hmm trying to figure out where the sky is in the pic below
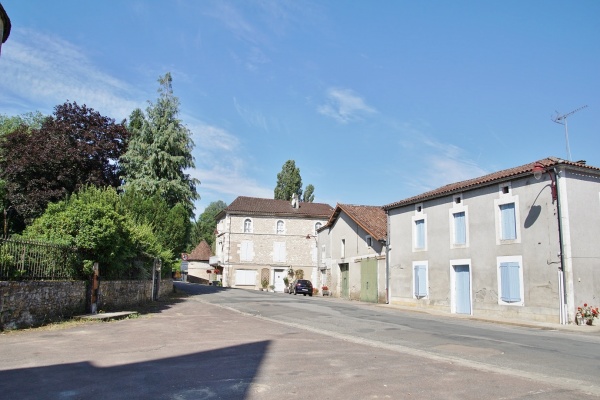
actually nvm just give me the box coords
[1,1,599,216]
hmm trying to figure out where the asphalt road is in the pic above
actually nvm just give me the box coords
[0,282,598,400]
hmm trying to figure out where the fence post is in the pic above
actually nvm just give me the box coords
[90,262,99,314]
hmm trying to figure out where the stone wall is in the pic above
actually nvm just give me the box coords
[0,281,87,331]
[0,279,173,331]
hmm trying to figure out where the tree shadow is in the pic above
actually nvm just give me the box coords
[0,341,270,400]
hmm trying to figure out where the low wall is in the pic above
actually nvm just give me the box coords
[0,279,173,331]
[0,281,87,331]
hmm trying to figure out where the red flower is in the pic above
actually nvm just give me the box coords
[584,303,588,307]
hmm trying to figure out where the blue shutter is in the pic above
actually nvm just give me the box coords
[414,265,427,297]
[500,262,521,302]
[500,203,516,240]
[415,219,425,249]
[454,212,466,245]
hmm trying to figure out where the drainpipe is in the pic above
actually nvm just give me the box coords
[384,209,391,304]
[553,167,571,324]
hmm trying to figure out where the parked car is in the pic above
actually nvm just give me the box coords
[290,279,313,296]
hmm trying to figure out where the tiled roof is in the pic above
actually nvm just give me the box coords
[218,196,334,219]
[322,204,387,242]
[384,157,599,210]
[188,240,212,261]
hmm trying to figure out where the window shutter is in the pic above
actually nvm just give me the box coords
[500,262,521,302]
[415,219,425,249]
[414,265,427,297]
[454,212,466,244]
[500,203,517,240]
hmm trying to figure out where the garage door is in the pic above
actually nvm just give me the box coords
[360,258,378,303]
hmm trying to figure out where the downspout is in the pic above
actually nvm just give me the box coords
[385,209,391,304]
[553,167,571,324]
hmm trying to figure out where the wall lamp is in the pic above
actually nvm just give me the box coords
[532,162,557,202]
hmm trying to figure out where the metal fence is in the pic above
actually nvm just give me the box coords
[0,238,83,281]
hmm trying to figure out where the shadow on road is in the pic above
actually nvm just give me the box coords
[0,341,271,399]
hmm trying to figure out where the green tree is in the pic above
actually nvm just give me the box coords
[0,102,129,226]
[274,160,303,201]
[189,200,227,250]
[302,184,315,203]
[21,186,172,279]
[120,189,191,257]
[120,72,199,217]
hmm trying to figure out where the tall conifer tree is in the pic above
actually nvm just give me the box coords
[121,73,199,217]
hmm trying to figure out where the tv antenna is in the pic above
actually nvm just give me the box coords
[552,105,587,161]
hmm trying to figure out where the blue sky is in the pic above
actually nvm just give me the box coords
[1,1,599,215]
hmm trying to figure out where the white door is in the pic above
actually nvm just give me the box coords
[273,269,285,292]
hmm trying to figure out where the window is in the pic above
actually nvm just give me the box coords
[366,235,372,248]
[497,256,523,306]
[315,222,322,235]
[321,245,326,264]
[414,219,426,250]
[243,218,252,233]
[495,187,520,244]
[235,269,257,286]
[341,239,345,258]
[499,203,516,240]
[453,211,466,245]
[276,220,285,234]
[240,241,253,261]
[413,262,428,298]
[273,242,286,262]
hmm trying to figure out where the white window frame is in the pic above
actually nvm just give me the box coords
[412,215,427,252]
[341,239,346,259]
[413,261,429,299]
[240,240,254,261]
[494,191,521,245]
[243,218,253,233]
[449,195,469,249]
[276,220,285,234]
[497,255,524,306]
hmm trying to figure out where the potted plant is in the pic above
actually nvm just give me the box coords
[576,303,599,325]
[322,285,330,296]
[283,277,289,293]
[261,277,268,291]
[269,284,275,292]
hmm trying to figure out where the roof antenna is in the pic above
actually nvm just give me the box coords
[552,105,587,161]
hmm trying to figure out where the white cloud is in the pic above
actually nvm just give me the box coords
[318,87,376,123]
[0,29,141,119]
[186,119,272,212]
[233,97,269,132]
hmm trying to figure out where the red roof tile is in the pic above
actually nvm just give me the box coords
[322,204,387,242]
[218,196,334,219]
[384,157,599,210]
[188,240,212,261]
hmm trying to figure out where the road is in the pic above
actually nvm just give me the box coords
[176,283,600,396]
[0,282,598,399]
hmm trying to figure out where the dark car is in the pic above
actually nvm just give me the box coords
[290,279,313,296]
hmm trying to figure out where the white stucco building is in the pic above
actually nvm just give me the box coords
[384,157,600,324]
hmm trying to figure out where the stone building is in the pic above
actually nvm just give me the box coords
[214,196,333,292]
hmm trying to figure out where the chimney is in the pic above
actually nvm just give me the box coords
[291,193,299,209]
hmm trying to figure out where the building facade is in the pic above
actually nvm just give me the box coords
[214,196,333,292]
[317,204,387,302]
[384,157,600,324]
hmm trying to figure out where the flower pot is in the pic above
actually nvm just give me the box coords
[586,319,593,326]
